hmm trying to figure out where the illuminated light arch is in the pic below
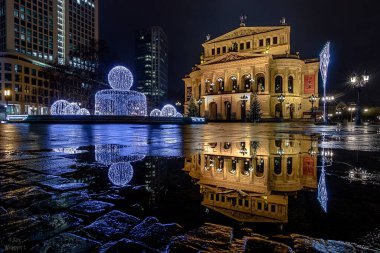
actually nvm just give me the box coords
[63,103,81,115]
[175,112,183,117]
[108,162,133,187]
[161,104,177,117]
[150,109,162,117]
[76,108,91,115]
[50,100,71,115]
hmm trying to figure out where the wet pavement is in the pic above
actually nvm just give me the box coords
[0,122,379,252]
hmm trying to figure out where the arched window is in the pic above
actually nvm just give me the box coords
[257,76,265,92]
[231,76,237,91]
[287,157,293,175]
[217,77,224,92]
[288,76,294,93]
[255,158,264,177]
[274,157,282,175]
[275,76,283,93]
[230,159,237,174]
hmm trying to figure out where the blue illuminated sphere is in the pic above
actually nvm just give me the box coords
[50,100,70,115]
[161,104,177,117]
[108,66,133,91]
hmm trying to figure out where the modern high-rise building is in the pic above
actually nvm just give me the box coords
[0,0,98,115]
[135,26,168,111]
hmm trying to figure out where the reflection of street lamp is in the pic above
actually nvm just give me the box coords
[350,73,369,125]
[277,94,285,119]
[197,98,203,117]
[348,107,356,122]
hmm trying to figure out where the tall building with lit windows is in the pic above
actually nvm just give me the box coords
[183,19,320,121]
[135,26,168,111]
[0,0,98,115]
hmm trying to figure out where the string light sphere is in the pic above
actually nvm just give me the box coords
[108,162,133,187]
[175,112,183,117]
[50,100,71,115]
[108,66,134,90]
[63,103,81,115]
[161,104,177,117]
[76,108,91,115]
[150,109,162,117]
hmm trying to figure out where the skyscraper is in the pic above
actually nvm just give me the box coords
[0,0,98,115]
[135,26,168,111]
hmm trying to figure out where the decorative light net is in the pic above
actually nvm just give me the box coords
[50,100,71,115]
[108,66,134,90]
[95,66,147,116]
[95,144,146,166]
[108,162,133,187]
[150,109,162,117]
[76,108,91,115]
[161,104,177,117]
[63,103,81,115]
[95,90,147,116]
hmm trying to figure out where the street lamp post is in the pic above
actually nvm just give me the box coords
[4,89,11,118]
[350,74,369,125]
[175,101,182,113]
[277,94,285,119]
[309,94,317,121]
[240,94,248,121]
[197,98,203,117]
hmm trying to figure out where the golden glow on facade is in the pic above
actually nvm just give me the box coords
[184,25,320,120]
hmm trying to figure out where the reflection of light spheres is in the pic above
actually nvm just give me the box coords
[95,144,147,187]
[95,66,147,116]
[95,144,145,166]
[108,162,133,187]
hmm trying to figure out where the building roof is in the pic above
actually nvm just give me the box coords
[203,26,289,45]
[201,52,268,66]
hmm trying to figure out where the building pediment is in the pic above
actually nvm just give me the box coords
[203,26,288,45]
[201,52,267,66]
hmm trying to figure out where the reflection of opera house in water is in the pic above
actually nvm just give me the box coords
[184,135,318,223]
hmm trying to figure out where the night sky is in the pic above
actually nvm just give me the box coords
[100,0,380,105]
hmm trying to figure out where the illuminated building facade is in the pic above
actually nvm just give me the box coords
[135,26,168,111]
[183,22,320,120]
[184,135,318,223]
[0,0,98,114]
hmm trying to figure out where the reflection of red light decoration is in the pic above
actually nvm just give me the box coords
[303,157,314,176]
[304,75,315,94]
